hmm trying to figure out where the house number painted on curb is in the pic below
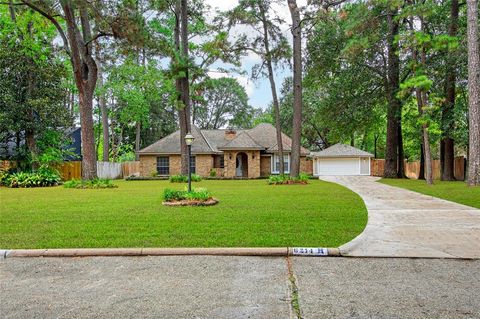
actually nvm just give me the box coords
[292,248,329,256]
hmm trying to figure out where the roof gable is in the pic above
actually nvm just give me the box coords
[139,125,215,154]
[218,131,264,150]
[311,144,373,158]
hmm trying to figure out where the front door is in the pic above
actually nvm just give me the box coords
[235,152,248,177]
[236,156,243,177]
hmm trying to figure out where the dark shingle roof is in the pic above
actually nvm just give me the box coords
[139,125,215,154]
[311,144,373,158]
[218,131,263,150]
[139,123,311,155]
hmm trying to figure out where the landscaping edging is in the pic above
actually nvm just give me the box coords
[1,247,340,258]
[162,198,219,206]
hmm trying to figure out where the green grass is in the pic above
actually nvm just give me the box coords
[379,179,480,209]
[0,180,367,249]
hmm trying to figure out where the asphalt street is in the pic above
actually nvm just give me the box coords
[1,256,479,319]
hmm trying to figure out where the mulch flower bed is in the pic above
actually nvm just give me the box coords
[162,198,219,207]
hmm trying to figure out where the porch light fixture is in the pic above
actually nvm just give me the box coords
[184,133,195,192]
[185,133,195,146]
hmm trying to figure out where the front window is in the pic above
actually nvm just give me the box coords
[213,155,224,168]
[271,154,290,174]
[157,156,169,175]
[190,156,196,174]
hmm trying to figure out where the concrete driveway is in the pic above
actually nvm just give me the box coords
[320,176,480,258]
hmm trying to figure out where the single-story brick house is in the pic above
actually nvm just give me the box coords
[138,123,313,178]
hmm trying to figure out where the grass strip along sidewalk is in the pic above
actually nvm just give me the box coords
[380,179,480,209]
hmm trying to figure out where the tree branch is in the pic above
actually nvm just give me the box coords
[19,0,71,56]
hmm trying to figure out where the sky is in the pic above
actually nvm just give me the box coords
[203,0,308,110]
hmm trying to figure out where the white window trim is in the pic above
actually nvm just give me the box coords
[271,154,291,174]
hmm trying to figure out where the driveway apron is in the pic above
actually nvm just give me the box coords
[320,176,480,258]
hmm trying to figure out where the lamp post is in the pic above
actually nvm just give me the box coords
[185,133,195,192]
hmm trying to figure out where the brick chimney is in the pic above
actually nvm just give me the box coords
[225,129,236,140]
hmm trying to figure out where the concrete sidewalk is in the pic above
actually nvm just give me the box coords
[321,176,480,258]
[2,256,479,318]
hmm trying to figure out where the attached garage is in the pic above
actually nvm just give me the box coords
[311,144,373,176]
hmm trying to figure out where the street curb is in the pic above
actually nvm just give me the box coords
[1,247,341,258]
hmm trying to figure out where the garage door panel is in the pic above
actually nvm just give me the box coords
[318,158,359,175]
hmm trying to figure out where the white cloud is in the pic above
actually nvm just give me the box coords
[206,70,228,79]
[204,0,238,12]
[234,75,255,97]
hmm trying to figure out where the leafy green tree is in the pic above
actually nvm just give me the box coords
[0,5,70,166]
[2,0,147,179]
[193,77,257,129]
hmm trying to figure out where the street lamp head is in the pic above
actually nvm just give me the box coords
[185,132,195,146]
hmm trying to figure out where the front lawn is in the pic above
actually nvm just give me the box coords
[379,179,480,209]
[0,180,367,249]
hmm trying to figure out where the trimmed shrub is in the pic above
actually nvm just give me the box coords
[163,188,186,201]
[268,174,310,185]
[169,175,188,183]
[191,174,202,182]
[209,169,217,177]
[163,187,212,202]
[63,178,118,189]
[1,170,60,188]
[169,174,202,183]
[298,173,310,182]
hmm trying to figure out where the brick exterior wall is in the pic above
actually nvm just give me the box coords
[139,152,309,178]
[247,150,261,178]
[195,154,213,176]
[260,155,271,177]
[260,155,312,176]
[139,154,181,176]
[223,150,261,178]
[300,156,313,175]
[139,155,156,176]
[169,155,181,175]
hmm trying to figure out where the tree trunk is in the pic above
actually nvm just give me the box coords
[135,122,141,161]
[441,0,459,181]
[466,0,480,186]
[413,41,433,185]
[95,44,109,162]
[384,8,402,178]
[288,0,302,178]
[397,121,406,178]
[419,143,425,180]
[61,2,98,179]
[176,0,191,175]
[261,5,284,175]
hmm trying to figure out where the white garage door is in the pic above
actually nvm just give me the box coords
[317,158,360,175]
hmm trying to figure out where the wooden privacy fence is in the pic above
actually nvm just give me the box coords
[370,159,385,177]
[1,160,140,180]
[0,160,17,170]
[122,161,141,177]
[56,161,82,180]
[371,157,465,180]
[56,161,141,180]
[97,161,123,179]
